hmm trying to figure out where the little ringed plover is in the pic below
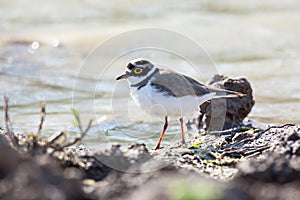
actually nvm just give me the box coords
[116,58,244,150]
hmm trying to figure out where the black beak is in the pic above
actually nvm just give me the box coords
[116,73,128,80]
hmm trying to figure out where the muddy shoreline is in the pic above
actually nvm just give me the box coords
[0,123,299,200]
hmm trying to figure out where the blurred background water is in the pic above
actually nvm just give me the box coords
[0,0,299,149]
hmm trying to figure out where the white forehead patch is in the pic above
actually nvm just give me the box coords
[129,58,152,67]
[130,58,147,64]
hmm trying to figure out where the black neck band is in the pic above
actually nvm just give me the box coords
[131,68,159,88]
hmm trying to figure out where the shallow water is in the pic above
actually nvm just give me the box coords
[0,0,300,149]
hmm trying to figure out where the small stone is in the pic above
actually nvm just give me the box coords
[83,179,96,186]
[286,131,300,142]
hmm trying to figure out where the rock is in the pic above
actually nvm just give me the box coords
[223,124,300,200]
[0,135,88,200]
[224,155,300,200]
[286,130,300,142]
[80,155,111,181]
[0,134,19,180]
[237,156,300,184]
[199,75,255,131]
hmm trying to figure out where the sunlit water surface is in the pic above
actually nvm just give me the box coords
[0,0,299,149]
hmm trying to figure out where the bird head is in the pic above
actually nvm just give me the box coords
[116,58,156,85]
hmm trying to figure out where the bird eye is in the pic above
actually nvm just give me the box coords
[134,68,143,74]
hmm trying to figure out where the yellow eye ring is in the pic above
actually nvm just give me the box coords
[134,68,143,74]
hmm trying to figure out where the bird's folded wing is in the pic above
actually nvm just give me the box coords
[151,70,209,97]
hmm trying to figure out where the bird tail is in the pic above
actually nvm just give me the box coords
[209,88,246,99]
[195,88,246,106]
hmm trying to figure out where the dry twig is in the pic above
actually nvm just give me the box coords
[63,119,93,148]
[36,102,46,137]
[49,108,93,152]
[3,95,18,148]
[45,131,65,148]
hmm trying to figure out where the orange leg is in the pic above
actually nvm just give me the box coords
[179,117,185,144]
[154,116,168,150]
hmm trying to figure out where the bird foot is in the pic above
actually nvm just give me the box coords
[153,145,164,150]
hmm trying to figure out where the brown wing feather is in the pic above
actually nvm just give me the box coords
[151,69,209,97]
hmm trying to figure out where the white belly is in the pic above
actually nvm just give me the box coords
[130,84,215,118]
